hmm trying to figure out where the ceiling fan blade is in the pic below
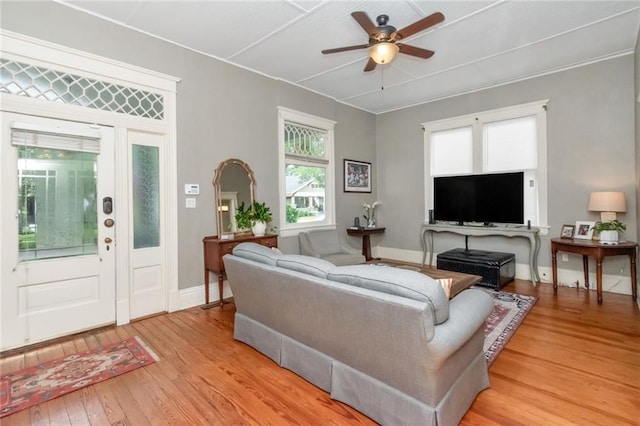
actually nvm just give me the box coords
[393,12,444,40]
[322,44,371,54]
[351,11,377,35]
[398,43,435,59]
[364,57,377,72]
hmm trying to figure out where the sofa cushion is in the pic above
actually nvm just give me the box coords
[277,255,336,278]
[328,264,449,324]
[321,253,366,267]
[232,242,282,266]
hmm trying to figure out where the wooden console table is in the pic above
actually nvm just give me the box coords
[347,227,385,261]
[551,238,637,305]
[203,234,278,307]
[421,223,541,283]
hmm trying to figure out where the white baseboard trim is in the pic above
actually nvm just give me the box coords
[376,246,633,296]
[177,281,233,311]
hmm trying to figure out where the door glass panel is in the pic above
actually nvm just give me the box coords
[132,144,160,249]
[18,147,98,261]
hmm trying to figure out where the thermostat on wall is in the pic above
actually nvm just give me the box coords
[184,184,199,195]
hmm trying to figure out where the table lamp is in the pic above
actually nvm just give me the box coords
[588,191,626,222]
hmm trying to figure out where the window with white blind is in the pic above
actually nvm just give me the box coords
[423,100,548,230]
[278,107,335,236]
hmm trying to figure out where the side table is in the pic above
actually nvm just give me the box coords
[203,234,278,307]
[346,227,385,261]
[550,238,637,305]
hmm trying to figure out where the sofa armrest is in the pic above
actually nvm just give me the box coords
[426,289,493,367]
[338,234,360,255]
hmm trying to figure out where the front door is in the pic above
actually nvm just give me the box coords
[1,112,116,350]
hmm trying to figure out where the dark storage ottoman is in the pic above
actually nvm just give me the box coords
[437,248,515,289]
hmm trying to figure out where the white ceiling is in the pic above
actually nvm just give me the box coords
[59,0,640,114]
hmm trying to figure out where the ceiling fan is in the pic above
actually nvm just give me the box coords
[322,11,444,72]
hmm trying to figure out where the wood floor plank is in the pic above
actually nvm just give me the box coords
[2,277,638,425]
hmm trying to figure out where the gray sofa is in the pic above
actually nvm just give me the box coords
[223,242,494,426]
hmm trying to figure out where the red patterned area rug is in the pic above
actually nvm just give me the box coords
[480,288,537,367]
[0,336,158,418]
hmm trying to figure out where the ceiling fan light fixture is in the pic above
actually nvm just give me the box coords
[369,42,399,64]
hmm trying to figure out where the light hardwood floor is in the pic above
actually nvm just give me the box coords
[1,276,639,425]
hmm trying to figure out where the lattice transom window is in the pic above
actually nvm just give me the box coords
[284,122,326,160]
[0,58,164,120]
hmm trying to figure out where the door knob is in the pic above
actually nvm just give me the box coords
[104,237,113,244]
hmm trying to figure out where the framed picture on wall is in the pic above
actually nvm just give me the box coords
[344,159,371,193]
[574,221,595,240]
[560,224,575,239]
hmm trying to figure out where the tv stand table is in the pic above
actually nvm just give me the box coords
[421,222,541,284]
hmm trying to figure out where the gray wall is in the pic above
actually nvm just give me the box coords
[0,1,376,290]
[376,56,637,281]
[635,30,640,298]
[1,1,637,291]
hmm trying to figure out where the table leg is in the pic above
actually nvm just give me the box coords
[204,267,210,305]
[595,258,603,305]
[533,233,542,282]
[429,232,434,267]
[582,255,590,289]
[218,273,225,307]
[528,234,540,284]
[362,234,373,261]
[421,229,428,267]
[630,252,637,300]
[551,248,558,294]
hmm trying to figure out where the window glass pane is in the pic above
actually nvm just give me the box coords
[431,127,472,175]
[285,164,326,224]
[484,116,537,171]
[284,122,325,159]
[132,145,160,249]
[0,58,164,120]
[18,147,97,261]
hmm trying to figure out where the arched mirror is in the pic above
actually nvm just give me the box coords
[213,158,256,236]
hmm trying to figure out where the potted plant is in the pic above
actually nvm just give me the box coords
[234,202,253,234]
[249,201,272,237]
[591,220,626,244]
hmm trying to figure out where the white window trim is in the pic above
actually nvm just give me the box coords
[277,106,336,237]
[422,100,549,234]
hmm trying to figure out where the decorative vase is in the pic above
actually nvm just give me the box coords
[251,221,267,237]
[599,230,618,245]
[368,218,376,228]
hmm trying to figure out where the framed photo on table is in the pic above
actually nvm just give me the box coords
[574,221,595,240]
[344,159,371,193]
[560,224,575,239]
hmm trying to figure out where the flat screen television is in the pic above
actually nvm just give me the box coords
[433,172,524,225]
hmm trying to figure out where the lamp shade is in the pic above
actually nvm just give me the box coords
[369,42,399,64]
[588,192,626,212]
[588,191,626,222]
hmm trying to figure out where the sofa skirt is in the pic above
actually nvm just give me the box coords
[331,361,436,426]
[233,312,489,426]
